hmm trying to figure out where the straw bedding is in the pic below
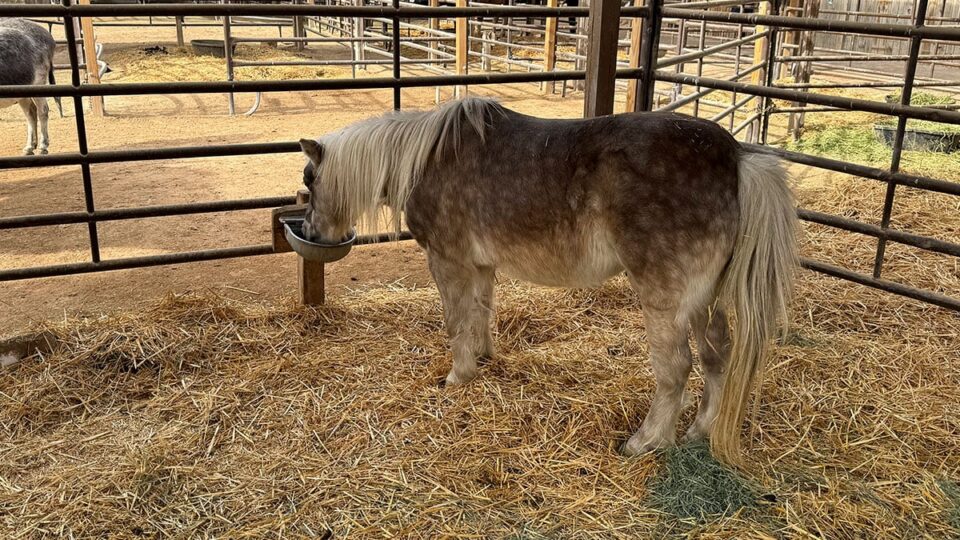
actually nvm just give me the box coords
[2,175,959,538]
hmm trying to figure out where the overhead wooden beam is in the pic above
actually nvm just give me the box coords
[583,0,621,117]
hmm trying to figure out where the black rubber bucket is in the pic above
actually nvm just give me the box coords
[874,124,960,153]
[190,39,237,58]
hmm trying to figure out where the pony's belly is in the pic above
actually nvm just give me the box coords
[482,230,625,288]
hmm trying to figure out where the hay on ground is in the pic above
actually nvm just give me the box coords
[1,166,959,537]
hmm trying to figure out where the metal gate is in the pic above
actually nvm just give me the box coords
[0,0,958,311]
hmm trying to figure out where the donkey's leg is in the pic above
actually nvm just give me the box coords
[428,255,483,385]
[476,266,496,360]
[18,99,38,155]
[623,300,694,455]
[34,98,50,155]
[684,307,731,442]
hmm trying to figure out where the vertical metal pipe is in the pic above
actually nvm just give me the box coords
[636,0,663,112]
[61,0,100,263]
[392,0,401,110]
[872,0,930,278]
[692,19,706,117]
[760,0,780,145]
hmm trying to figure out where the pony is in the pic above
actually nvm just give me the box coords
[298,97,798,462]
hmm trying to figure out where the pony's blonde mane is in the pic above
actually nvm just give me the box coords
[316,97,503,235]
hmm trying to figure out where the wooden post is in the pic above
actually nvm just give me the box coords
[748,0,771,143]
[455,0,469,97]
[77,0,104,116]
[543,0,559,94]
[790,0,818,140]
[175,16,185,48]
[624,0,645,111]
[583,0,621,117]
[430,0,439,31]
[296,189,325,306]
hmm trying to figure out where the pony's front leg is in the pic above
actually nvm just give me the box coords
[623,303,694,455]
[429,255,484,385]
[18,100,37,155]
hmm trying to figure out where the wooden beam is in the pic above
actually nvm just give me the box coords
[543,0,559,94]
[77,0,103,116]
[296,189,325,306]
[430,0,439,31]
[624,0,645,111]
[455,0,468,97]
[583,0,621,117]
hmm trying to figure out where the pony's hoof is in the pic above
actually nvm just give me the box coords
[681,425,708,444]
[39,148,48,155]
[444,369,476,386]
[22,148,34,156]
[621,432,673,456]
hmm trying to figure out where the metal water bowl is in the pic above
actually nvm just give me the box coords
[190,39,236,58]
[281,217,356,263]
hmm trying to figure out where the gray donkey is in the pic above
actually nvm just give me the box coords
[1,18,62,155]
[298,98,798,463]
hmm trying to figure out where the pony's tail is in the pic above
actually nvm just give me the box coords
[48,65,63,118]
[711,151,798,465]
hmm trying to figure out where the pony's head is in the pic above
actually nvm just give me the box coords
[298,138,354,244]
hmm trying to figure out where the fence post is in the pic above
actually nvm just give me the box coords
[583,0,621,117]
[455,0,468,97]
[297,189,325,305]
[624,0,644,111]
[223,15,235,116]
[77,0,103,116]
[632,0,662,112]
[543,0,558,94]
[747,0,771,143]
[176,16,185,48]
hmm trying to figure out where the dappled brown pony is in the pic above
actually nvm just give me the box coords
[298,98,797,462]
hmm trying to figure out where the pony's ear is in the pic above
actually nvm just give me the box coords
[299,138,324,165]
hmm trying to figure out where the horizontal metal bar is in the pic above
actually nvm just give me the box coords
[0,244,276,282]
[655,62,765,112]
[0,4,599,18]
[645,71,960,124]
[776,80,960,89]
[798,208,960,258]
[233,58,449,67]
[657,29,766,69]
[802,258,960,311]
[0,232,416,282]
[745,144,960,197]
[0,142,300,170]
[0,69,587,100]
[0,196,298,230]
[660,7,960,40]
[779,53,960,62]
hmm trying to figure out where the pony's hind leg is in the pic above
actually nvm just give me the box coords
[428,254,489,385]
[684,307,731,442]
[34,98,50,155]
[476,266,496,360]
[623,296,695,455]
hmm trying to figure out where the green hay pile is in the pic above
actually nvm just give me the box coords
[647,442,758,520]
